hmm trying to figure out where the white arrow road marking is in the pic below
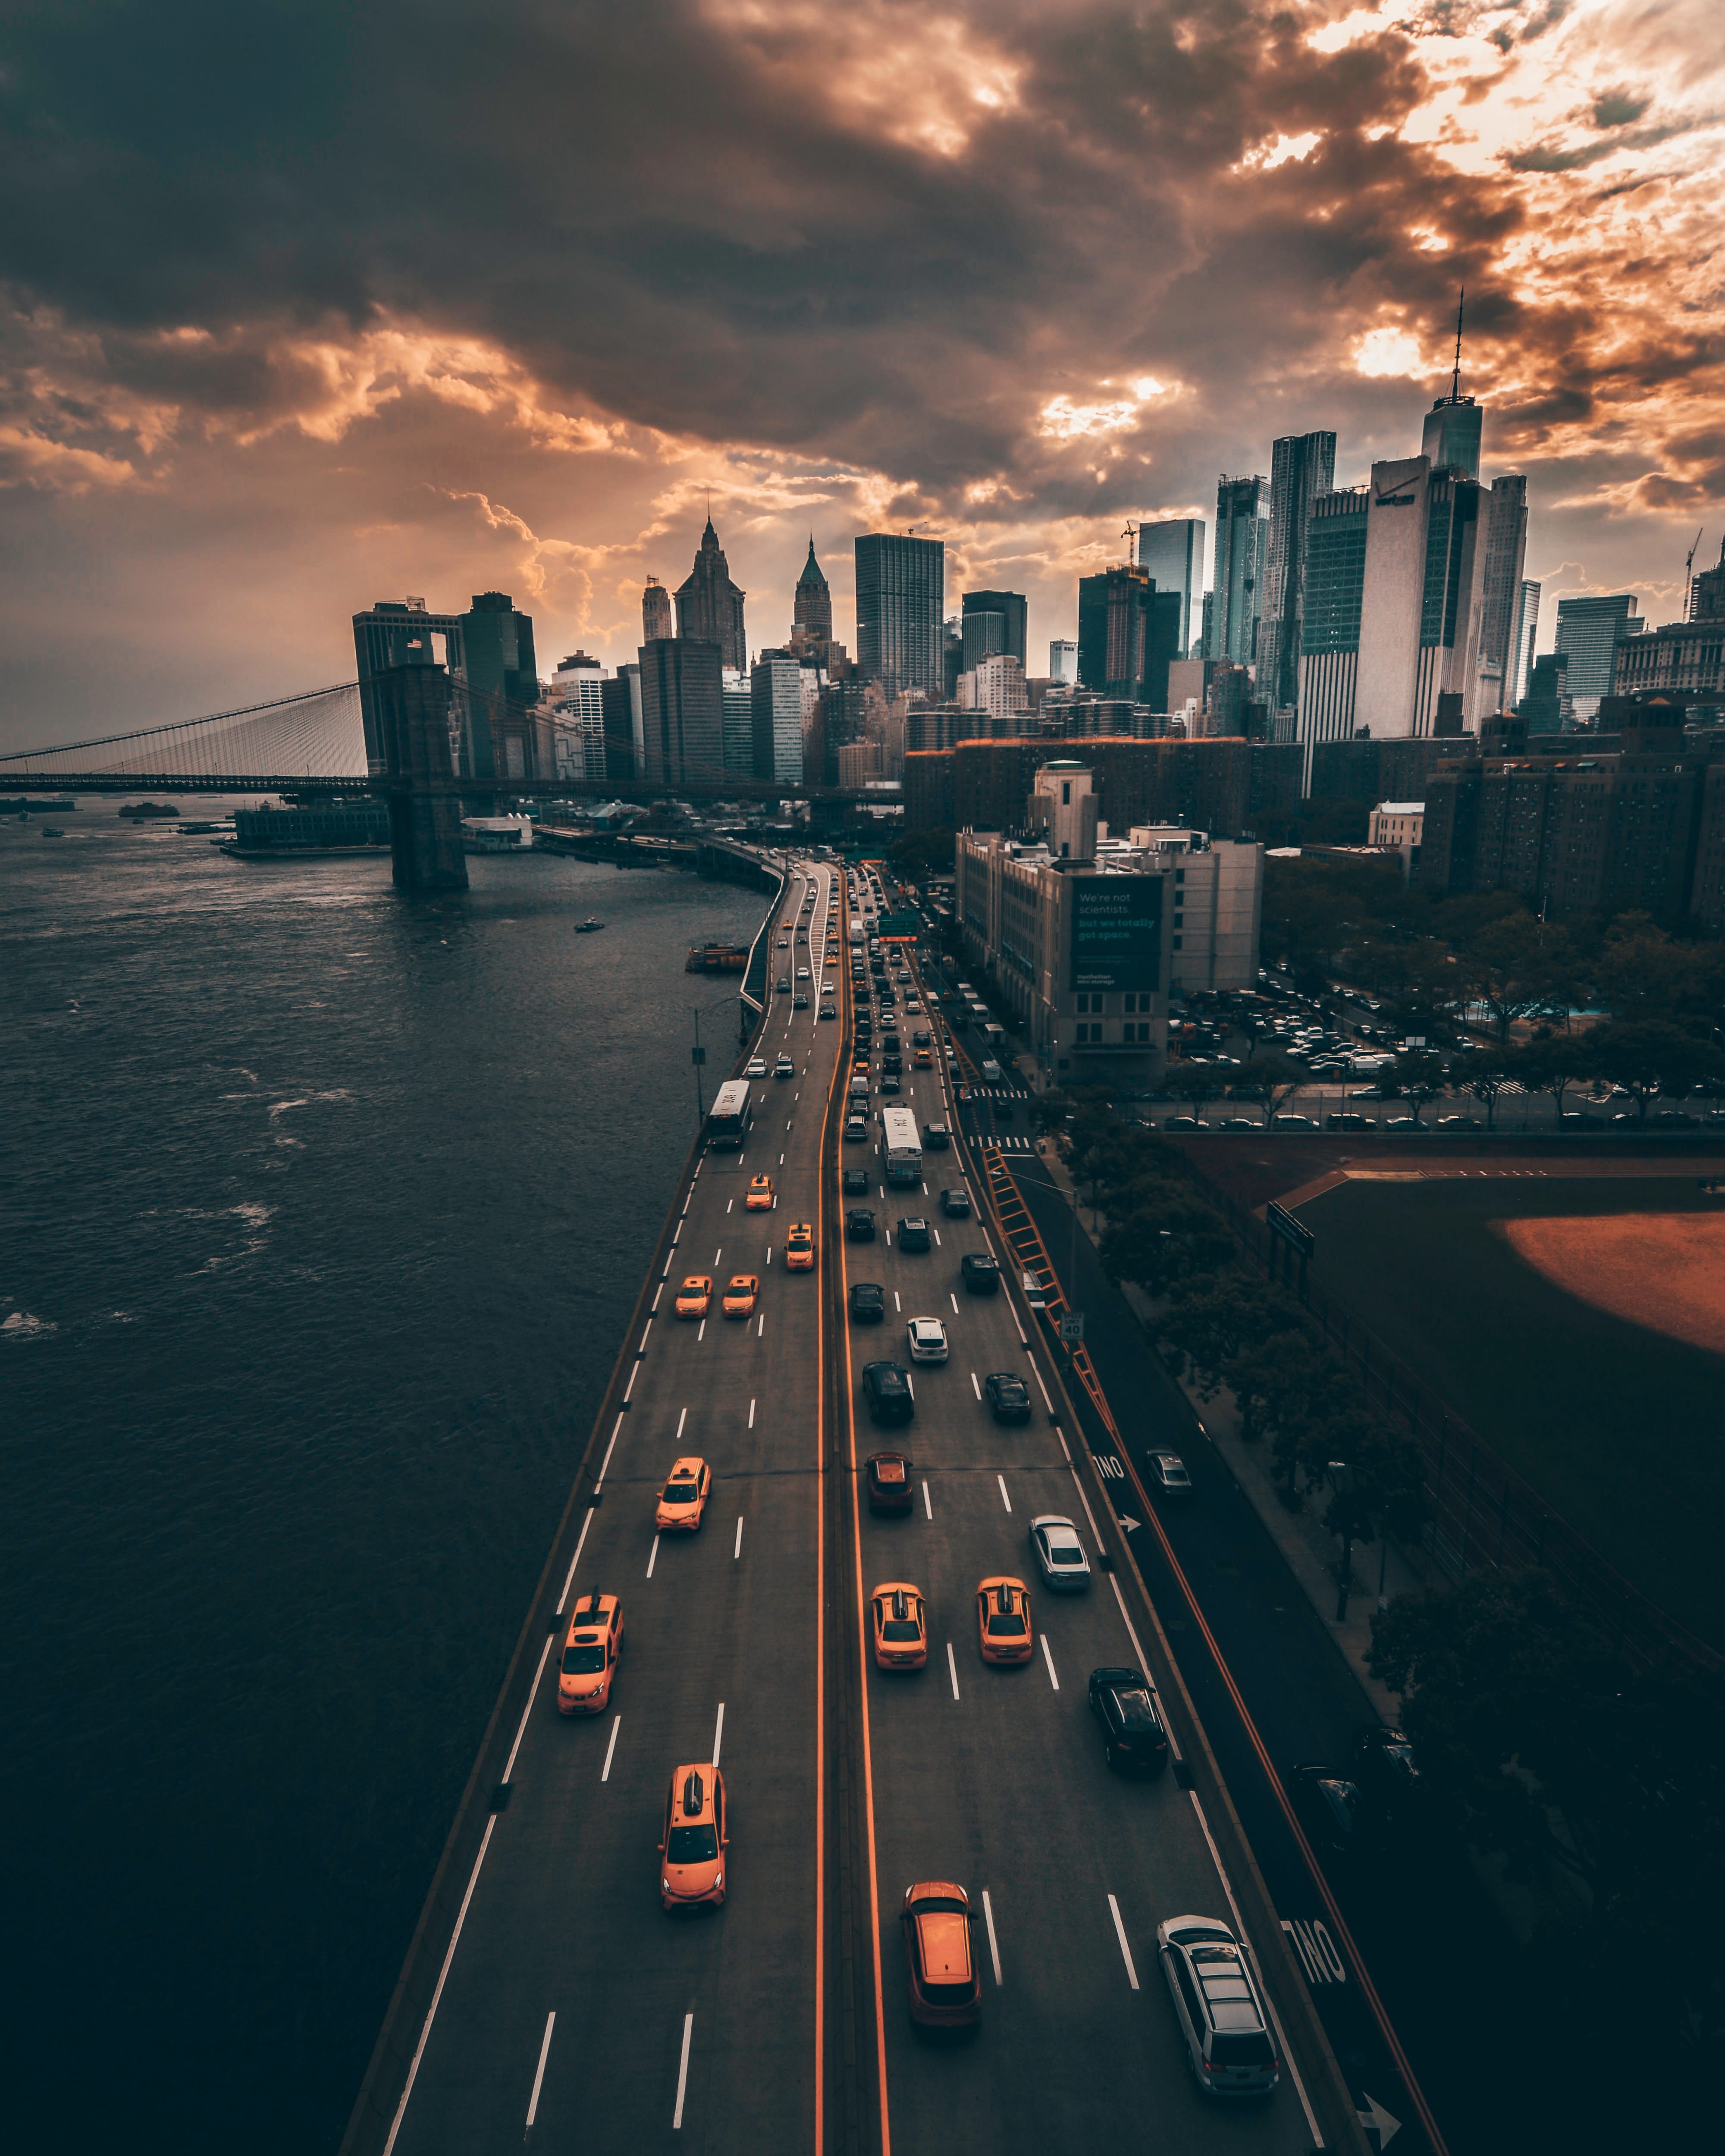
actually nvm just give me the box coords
[1117,1514,1141,1532]
[1357,2093,1402,2147]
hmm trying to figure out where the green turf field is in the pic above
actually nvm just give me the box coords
[1298,1175,1725,1651]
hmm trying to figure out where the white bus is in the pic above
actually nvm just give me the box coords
[848,919,865,945]
[707,1078,753,1148]
[881,1105,922,1186]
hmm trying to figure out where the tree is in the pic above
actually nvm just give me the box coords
[1304,1413,1431,1619]
[1466,1063,1510,1128]
[1513,1030,1597,1122]
[1157,1063,1224,1115]
[1156,1273,1296,1398]
[1588,1019,1715,1117]
[1101,1188,1233,1294]
[888,827,954,880]
[1386,1050,1447,1125]
[1465,912,1573,1048]
[1236,1047,1307,1125]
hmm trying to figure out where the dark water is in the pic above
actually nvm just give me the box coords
[0,808,768,2153]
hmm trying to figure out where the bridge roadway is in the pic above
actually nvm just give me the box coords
[379,862,841,2154]
[839,943,1319,2156]
[358,868,1344,2156]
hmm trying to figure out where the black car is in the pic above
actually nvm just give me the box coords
[846,1207,876,1241]
[881,1053,902,1074]
[880,1074,901,1095]
[850,1281,886,1323]
[922,1122,950,1150]
[1289,1765,1364,1858]
[912,1030,932,1047]
[862,1360,915,1426]
[1088,1668,1169,1776]
[983,1371,1032,1423]
[940,1188,971,1217]
[842,1166,870,1195]
[1351,1725,1422,1817]
[960,1252,1000,1294]
[897,1217,931,1252]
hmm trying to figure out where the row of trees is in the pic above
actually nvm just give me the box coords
[1050,1087,1725,2083]
[1051,1098,1428,1611]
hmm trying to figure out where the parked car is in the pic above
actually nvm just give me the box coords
[1288,1765,1364,1860]
[1145,1451,1193,1499]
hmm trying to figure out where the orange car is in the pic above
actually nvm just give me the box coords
[745,1174,775,1212]
[557,1590,624,1715]
[871,1583,928,1670]
[914,1048,932,1069]
[784,1222,815,1272]
[977,1576,1034,1664]
[660,1763,728,1910]
[721,1273,759,1318]
[674,1275,712,1319]
[656,1456,712,1532]
[901,1882,981,2025]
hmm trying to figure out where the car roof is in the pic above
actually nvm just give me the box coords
[668,1762,719,1820]
[667,1454,706,1477]
[1030,1514,1077,1536]
[568,1590,618,1623]
[680,1275,711,1288]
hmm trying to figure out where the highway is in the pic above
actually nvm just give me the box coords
[350,862,1350,2156]
[376,862,842,2155]
[839,937,1320,2154]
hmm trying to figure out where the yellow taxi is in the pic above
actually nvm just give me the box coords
[871,1583,928,1670]
[674,1275,712,1319]
[656,1456,712,1532]
[901,1881,981,2025]
[659,1763,728,1910]
[721,1273,759,1319]
[914,1048,932,1069]
[976,1576,1034,1664]
[784,1222,815,1272]
[745,1173,775,1212]
[556,1590,623,1715]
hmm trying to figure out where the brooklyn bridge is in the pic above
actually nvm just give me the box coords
[1,666,831,890]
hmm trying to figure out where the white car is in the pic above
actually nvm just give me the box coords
[1029,1514,1091,1591]
[775,1056,795,1079]
[745,1058,768,1078]
[906,1316,949,1364]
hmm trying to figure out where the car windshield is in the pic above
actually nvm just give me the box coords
[986,1614,1027,1636]
[882,1619,922,1641]
[995,1380,1026,1399]
[1118,1689,1159,1728]
[666,1824,718,1864]
[663,1482,696,1504]
[561,1644,606,1674]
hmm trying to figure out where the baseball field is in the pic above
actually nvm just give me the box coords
[1295,1172,1725,1651]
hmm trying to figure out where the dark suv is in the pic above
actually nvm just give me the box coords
[960,1252,1000,1294]
[1088,1667,1169,1776]
[846,1208,876,1241]
[862,1360,915,1426]
[897,1217,931,1252]
[940,1188,971,1217]
[849,1281,886,1323]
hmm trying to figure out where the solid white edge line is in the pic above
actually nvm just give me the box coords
[1067,1465,1103,1541]
[502,1631,556,1780]
[646,1535,659,1579]
[922,1480,932,1520]
[946,1642,960,1699]
[672,2012,694,2130]
[997,1473,1012,1513]
[380,1812,499,2156]
[624,1362,638,1402]
[602,1714,621,1782]
[1029,1360,1054,1413]
[734,1515,743,1560]
[1041,1633,1060,1690]
[1107,1895,1140,1990]
[525,2009,556,2126]
[597,1414,624,1486]
[557,1510,594,1612]
[1187,1791,1325,2148]
[981,1888,1003,1985]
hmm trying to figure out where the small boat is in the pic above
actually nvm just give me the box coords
[575,917,606,934]
[41,825,65,837]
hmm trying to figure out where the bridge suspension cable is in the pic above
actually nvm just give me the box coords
[0,682,369,781]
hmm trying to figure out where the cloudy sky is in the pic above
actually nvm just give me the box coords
[3,0,1722,749]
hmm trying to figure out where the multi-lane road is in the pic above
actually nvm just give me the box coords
[345,862,1358,2156]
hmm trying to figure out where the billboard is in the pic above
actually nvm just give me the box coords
[1069,874,1162,993]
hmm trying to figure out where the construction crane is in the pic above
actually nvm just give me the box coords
[1686,528,1705,620]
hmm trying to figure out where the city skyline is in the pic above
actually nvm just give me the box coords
[3,0,1722,747]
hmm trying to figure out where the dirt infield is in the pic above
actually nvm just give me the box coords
[1500,1212,1725,1359]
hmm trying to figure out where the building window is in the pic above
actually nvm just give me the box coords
[1175,868,1185,884]
[1172,935,1182,950]
[1173,912,1183,928]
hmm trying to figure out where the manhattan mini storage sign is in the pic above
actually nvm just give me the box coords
[1070,874,1162,992]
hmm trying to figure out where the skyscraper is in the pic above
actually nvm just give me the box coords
[1353,456,1490,737]
[638,636,725,788]
[1512,580,1540,707]
[1048,639,1078,685]
[1295,486,1369,776]
[961,589,1028,667]
[961,608,1007,673]
[1478,476,1529,714]
[1421,292,1482,479]
[1077,564,1180,708]
[1258,433,1336,713]
[1555,594,1642,716]
[1135,519,1204,658]
[855,534,944,696]
[793,538,832,641]
[675,517,748,672]
[352,592,540,782]
[642,575,674,644]
[1209,476,1270,667]
[750,648,806,784]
